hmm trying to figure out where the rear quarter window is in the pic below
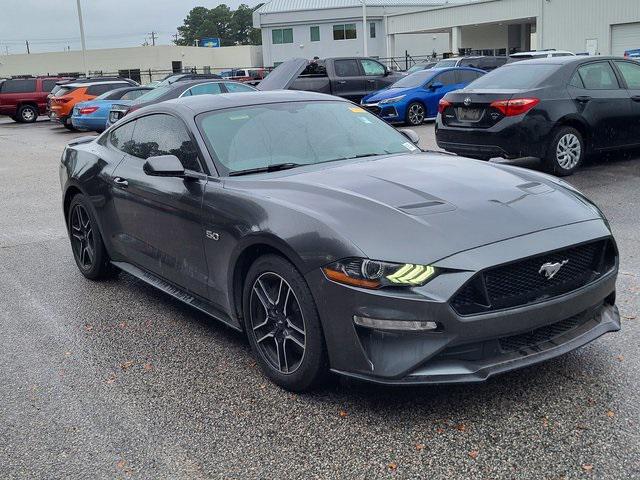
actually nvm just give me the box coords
[1,79,37,93]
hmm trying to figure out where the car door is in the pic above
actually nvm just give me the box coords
[110,113,210,297]
[360,58,389,93]
[424,70,461,118]
[332,59,366,101]
[568,61,631,149]
[613,60,640,146]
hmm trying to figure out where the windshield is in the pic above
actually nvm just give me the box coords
[198,101,420,175]
[435,59,458,68]
[465,64,557,89]
[132,86,171,104]
[391,70,434,89]
[55,86,76,97]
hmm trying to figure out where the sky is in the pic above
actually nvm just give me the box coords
[0,0,262,54]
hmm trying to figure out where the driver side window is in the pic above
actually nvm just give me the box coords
[127,114,202,172]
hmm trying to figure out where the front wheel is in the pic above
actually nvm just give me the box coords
[544,127,584,176]
[17,105,38,123]
[405,102,425,126]
[243,255,328,391]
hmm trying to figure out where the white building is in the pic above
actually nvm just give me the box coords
[255,0,640,67]
[253,0,467,67]
[0,45,263,82]
[382,0,640,58]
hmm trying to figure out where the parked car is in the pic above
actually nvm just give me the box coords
[157,73,221,86]
[60,90,620,391]
[406,61,438,74]
[434,56,508,71]
[508,50,575,63]
[361,67,485,126]
[221,68,268,85]
[50,79,136,130]
[106,79,256,127]
[0,77,67,123]
[71,86,153,132]
[624,48,640,59]
[258,57,404,102]
[47,76,137,114]
[436,56,640,175]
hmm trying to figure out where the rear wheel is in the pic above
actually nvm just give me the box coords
[243,254,328,391]
[67,194,115,280]
[17,104,38,123]
[405,102,425,126]
[63,117,76,131]
[544,126,584,176]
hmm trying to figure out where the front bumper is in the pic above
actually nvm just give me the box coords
[307,220,619,384]
[361,102,402,123]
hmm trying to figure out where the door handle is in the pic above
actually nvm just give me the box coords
[337,80,347,84]
[367,79,375,83]
[113,177,128,187]
[576,95,592,103]
[631,95,640,103]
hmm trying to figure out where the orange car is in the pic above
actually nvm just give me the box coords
[49,79,134,130]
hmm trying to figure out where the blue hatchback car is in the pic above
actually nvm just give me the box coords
[361,67,486,126]
[71,86,152,132]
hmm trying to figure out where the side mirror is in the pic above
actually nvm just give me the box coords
[143,155,185,177]
[384,68,391,77]
[429,82,444,91]
[398,128,420,146]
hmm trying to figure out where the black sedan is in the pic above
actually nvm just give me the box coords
[436,56,640,175]
[106,79,256,127]
[60,90,620,391]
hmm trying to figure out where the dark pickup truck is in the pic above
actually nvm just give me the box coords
[258,57,404,102]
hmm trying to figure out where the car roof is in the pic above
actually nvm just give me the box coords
[62,80,134,88]
[510,55,623,65]
[138,90,344,117]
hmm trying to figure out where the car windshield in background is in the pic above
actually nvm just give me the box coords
[54,86,75,97]
[435,59,457,68]
[132,86,171,104]
[198,101,420,175]
[466,64,557,89]
[391,70,434,88]
[93,91,114,101]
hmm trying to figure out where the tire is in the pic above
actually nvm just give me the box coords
[63,117,76,131]
[243,254,328,392]
[67,194,116,280]
[544,126,584,176]
[405,102,426,126]
[17,104,38,123]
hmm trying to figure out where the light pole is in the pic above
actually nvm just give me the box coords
[361,0,368,57]
[75,0,89,77]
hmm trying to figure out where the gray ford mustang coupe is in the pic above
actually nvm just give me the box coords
[59,90,620,391]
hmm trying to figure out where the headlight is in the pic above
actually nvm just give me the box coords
[379,95,405,105]
[323,258,437,289]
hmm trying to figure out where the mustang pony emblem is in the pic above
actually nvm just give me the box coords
[463,97,472,106]
[539,260,569,280]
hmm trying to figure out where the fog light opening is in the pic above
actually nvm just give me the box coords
[353,315,439,332]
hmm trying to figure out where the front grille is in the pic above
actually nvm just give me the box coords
[451,239,616,315]
[362,104,381,115]
[498,315,583,352]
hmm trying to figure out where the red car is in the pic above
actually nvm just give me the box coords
[0,77,67,123]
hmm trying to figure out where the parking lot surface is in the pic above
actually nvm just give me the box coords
[1,117,639,479]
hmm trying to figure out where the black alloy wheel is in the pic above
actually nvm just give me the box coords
[67,194,115,280]
[244,255,328,391]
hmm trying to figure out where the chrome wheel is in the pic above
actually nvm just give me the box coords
[70,204,95,270]
[407,103,425,125]
[21,107,36,122]
[556,133,581,170]
[249,272,306,374]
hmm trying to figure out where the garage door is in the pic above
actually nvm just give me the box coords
[611,22,640,56]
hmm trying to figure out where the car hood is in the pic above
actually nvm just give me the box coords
[227,153,603,264]
[362,87,412,103]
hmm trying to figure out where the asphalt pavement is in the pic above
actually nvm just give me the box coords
[0,117,638,479]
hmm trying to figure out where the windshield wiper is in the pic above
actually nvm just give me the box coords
[228,163,304,177]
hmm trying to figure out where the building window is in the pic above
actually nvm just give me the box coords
[370,22,376,38]
[310,26,320,42]
[333,24,357,41]
[272,28,293,45]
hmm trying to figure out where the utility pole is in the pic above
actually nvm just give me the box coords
[25,40,30,54]
[75,0,89,77]
[148,31,157,46]
[360,1,367,57]
[172,33,179,44]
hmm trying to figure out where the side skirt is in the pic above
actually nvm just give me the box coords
[112,261,242,332]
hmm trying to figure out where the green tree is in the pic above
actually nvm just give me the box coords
[176,3,262,47]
